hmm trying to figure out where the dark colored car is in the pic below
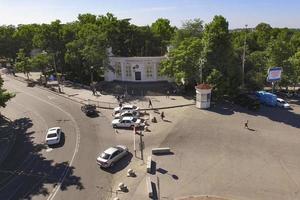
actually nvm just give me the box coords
[234,93,260,110]
[81,104,97,116]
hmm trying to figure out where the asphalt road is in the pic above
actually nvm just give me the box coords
[0,75,118,200]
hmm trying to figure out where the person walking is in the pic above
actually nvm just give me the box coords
[91,86,96,96]
[166,90,170,98]
[148,99,153,108]
[161,111,165,121]
[244,120,249,129]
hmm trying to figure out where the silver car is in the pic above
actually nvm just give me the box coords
[112,116,142,129]
[96,145,128,168]
[114,110,140,119]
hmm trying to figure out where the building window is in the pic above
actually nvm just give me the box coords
[156,64,161,77]
[146,63,153,78]
[125,63,131,77]
[115,62,121,78]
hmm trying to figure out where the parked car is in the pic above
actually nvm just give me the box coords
[114,104,139,113]
[112,116,142,128]
[114,110,140,119]
[234,93,260,110]
[81,104,97,116]
[276,98,290,108]
[45,127,61,145]
[256,91,277,106]
[96,145,128,168]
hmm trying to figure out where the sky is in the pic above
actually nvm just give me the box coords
[0,0,299,29]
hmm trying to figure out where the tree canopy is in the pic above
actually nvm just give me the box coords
[0,13,299,96]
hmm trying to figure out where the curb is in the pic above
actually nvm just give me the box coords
[10,75,195,110]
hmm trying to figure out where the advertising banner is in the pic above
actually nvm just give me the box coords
[267,67,282,82]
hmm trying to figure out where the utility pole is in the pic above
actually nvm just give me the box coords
[52,51,61,93]
[139,131,144,162]
[133,126,136,157]
[241,24,248,89]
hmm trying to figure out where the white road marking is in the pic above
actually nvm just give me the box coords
[7,80,81,200]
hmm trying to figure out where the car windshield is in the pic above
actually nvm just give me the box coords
[100,153,110,159]
[47,133,57,138]
[132,118,137,122]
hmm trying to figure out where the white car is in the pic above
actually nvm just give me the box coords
[114,104,140,113]
[46,127,61,145]
[96,145,128,168]
[276,98,290,108]
[112,116,142,128]
[114,110,140,119]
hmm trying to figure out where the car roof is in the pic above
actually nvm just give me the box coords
[122,116,134,121]
[123,105,134,108]
[104,147,118,155]
[47,127,60,133]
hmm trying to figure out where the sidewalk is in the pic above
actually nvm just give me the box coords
[14,72,195,110]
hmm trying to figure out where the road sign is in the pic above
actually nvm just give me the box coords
[267,67,282,82]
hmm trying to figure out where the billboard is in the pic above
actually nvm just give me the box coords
[267,67,282,82]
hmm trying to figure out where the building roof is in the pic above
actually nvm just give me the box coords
[195,84,212,90]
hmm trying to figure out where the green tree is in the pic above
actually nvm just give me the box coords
[288,51,300,90]
[151,18,175,54]
[160,38,203,85]
[30,53,51,76]
[0,25,17,59]
[0,75,15,108]
[202,15,240,95]
[13,24,39,55]
[15,49,32,79]
[171,19,204,48]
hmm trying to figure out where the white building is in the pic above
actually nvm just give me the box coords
[104,56,170,82]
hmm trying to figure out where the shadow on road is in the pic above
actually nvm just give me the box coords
[101,152,133,174]
[0,117,84,199]
[208,101,300,129]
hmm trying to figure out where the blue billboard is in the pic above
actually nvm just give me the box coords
[267,67,282,82]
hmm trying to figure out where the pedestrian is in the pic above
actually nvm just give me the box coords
[119,102,122,108]
[117,95,120,102]
[91,86,96,96]
[244,120,249,129]
[148,99,153,108]
[166,90,170,98]
[161,111,165,121]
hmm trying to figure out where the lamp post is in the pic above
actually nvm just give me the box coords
[90,66,94,85]
[241,24,248,88]
[42,50,61,93]
[198,57,206,84]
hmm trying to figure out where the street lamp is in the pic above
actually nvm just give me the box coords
[42,50,61,93]
[90,66,94,85]
[241,24,248,88]
[198,57,206,84]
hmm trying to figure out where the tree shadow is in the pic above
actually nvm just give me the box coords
[208,102,300,129]
[0,117,84,200]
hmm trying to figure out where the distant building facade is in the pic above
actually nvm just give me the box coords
[104,56,170,82]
